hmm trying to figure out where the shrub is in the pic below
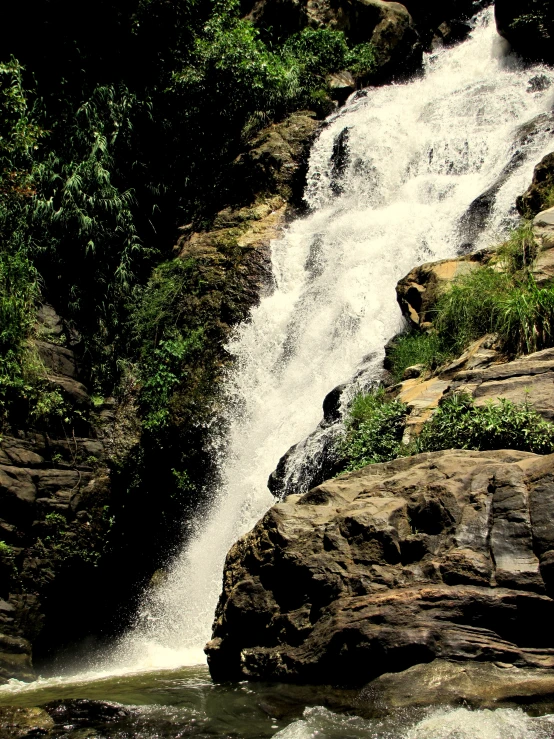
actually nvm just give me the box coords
[139,330,205,430]
[416,392,554,455]
[341,388,408,471]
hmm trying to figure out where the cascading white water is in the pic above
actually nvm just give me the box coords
[90,8,554,674]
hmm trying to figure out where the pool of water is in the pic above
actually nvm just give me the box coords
[2,666,554,738]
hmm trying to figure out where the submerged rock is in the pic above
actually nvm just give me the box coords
[360,660,554,714]
[207,449,554,684]
[0,706,54,738]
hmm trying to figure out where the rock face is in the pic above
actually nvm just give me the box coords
[517,152,554,219]
[0,305,116,682]
[495,0,554,63]
[176,112,320,305]
[206,449,554,684]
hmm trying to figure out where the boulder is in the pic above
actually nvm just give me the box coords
[206,449,554,684]
[230,111,320,206]
[35,341,77,379]
[495,0,554,63]
[395,249,491,327]
[395,345,554,437]
[532,207,554,284]
[0,466,37,524]
[360,660,554,714]
[327,70,356,103]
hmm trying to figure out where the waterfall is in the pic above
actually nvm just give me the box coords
[103,7,554,673]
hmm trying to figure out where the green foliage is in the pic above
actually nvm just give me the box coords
[417,392,554,455]
[429,222,554,357]
[283,28,350,77]
[387,332,452,383]
[435,266,554,356]
[0,60,42,421]
[495,221,537,273]
[341,388,408,471]
[345,43,377,78]
[45,512,66,527]
[129,258,199,356]
[433,267,511,353]
[0,540,13,556]
[140,331,204,430]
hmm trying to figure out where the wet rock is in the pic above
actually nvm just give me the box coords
[207,449,554,684]
[403,0,488,49]
[43,699,130,728]
[0,706,54,738]
[230,111,320,207]
[495,0,554,64]
[459,114,554,248]
[517,152,554,218]
[329,128,350,196]
[327,70,356,104]
[0,633,34,683]
[360,660,554,714]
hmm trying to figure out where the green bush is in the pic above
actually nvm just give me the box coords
[140,331,205,430]
[341,388,408,471]
[416,392,554,455]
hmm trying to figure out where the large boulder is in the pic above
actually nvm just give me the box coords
[495,0,554,63]
[206,449,554,684]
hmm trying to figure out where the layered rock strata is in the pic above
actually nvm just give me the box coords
[207,448,554,684]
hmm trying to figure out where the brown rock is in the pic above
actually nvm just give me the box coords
[517,153,554,218]
[531,207,554,285]
[360,659,554,714]
[34,341,77,379]
[0,633,34,684]
[207,450,554,684]
[495,1,554,64]
[0,707,54,737]
[396,250,491,327]
[0,467,37,524]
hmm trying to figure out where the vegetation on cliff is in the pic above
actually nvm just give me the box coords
[341,215,554,473]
